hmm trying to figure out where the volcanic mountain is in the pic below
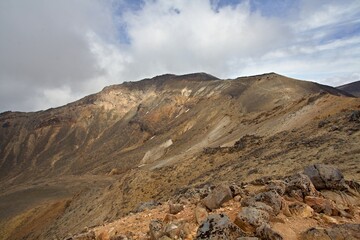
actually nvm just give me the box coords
[0,73,359,239]
[337,80,360,97]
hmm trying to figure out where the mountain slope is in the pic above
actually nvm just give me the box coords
[337,80,360,97]
[0,72,359,239]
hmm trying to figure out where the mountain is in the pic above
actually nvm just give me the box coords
[337,80,360,97]
[0,73,359,239]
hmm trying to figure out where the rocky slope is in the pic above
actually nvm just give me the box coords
[0,72,359,239]
[337,80,360,97]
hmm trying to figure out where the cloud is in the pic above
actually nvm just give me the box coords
[0,0,359,112]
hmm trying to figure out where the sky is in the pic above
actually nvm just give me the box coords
[0,0,359,112]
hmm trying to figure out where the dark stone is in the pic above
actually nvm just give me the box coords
[304,164,346,190]
[242,191,282,215]
[202,184,233,210]
[169,203,184,214]
[196,214,245,239]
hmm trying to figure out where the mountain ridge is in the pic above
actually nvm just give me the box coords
[0,72,359,239]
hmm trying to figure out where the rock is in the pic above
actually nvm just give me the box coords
[256,223,283,240]
[71,231,96,240]
[196,213,245,239]
[149,220,164,240]
[265,181,286,196]
[284,173,319,201]
[304,196,339,216]
[301,224,360,240]
[229,183,245,197]
[237,238,260,240]
[326,224,360,239]
[320,215,338,224]
[195,204,209,225]
[349,110,360,122]
[164,223,180,239]
[301,228,331,240]
[234,207,270,233]
[288,202,314,218]
[202,184,233,210]
[242,191,282,215]
[158,236,172,240]
[169,203,184,214]
[163,214,177,223]
[136,200,161,212]
[303,164,346,190]
[110,235,131,240]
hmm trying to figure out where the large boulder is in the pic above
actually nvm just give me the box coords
[196,213,245,239]
[234,207,270,233]
[284,173,319,201]
[241,190,282,215]
[303,164,346,190]
[202,184,233,210]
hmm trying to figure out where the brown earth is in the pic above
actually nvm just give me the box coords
[0,72,359,239]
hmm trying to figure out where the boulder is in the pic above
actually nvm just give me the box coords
[242,190,282,215]
[304,196,339,216]
[149,220,164,240]
[169,203,184,214]
[195,204,209,225]
[304,164,346,190]
[234,207,270,233]
[202,184,233,210]
[196,213,245,239]
[164,223,180,239]
[284,173,319,201]
[256,223,283,240]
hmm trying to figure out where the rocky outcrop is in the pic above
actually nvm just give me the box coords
[196,214,245,239]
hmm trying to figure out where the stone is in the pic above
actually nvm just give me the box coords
[237,238,260,240]
[256,223,283,240]
[234,207,270,233]
[196,213,245,239]
[265,180,286,196]
[301,228,331,240]
[149,220,164,240]
[326,224,360,239]
[136,201,161,212]
[284,173,319,201]
[195,204,209,225]
[163,214,177,223]
[71,231,96,240]
[169,203,184,214]
[242,191,282,215]
[301,224,360,240]
[164,223,180,239]
[304,196,339,216]
[303,164,346,190]
[320,215,338,224]
[288,202,314,218]
[110,235,130,240]
[202,184,233,210]
[349,110,360,122]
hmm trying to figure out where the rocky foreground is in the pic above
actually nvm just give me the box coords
[68,164,360,240]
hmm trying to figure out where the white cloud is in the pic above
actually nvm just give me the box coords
[0,0,359,112]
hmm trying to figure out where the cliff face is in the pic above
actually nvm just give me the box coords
[0,73,359,239]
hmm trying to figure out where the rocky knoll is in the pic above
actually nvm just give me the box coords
[67,164,360,239]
